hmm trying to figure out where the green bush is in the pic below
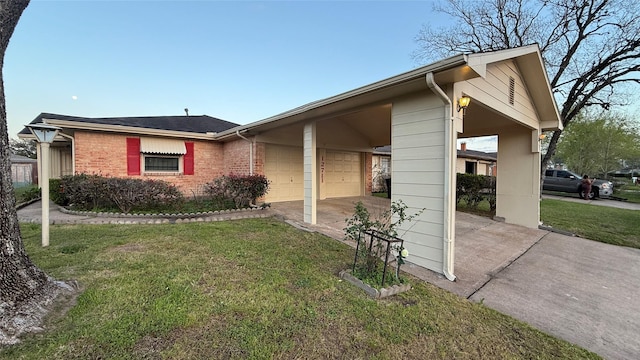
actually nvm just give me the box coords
[17,185,40,203]
[58,174,183,213]
[456,173,496,212]
[49,178,67,205]
[204,174,270,208]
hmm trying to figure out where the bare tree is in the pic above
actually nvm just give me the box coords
[1,0,73,345]
[413,0,640,169]
[9,138,36,158]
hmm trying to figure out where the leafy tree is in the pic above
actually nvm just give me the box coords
[1,0,73,345]
[555,112,640,177]
[9,138,36,158]
[413,0,640,171]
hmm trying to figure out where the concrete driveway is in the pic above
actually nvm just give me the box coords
[271,196,640,359]
[470,233,640,360]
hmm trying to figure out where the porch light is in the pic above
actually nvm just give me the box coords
[539,133,547,141]
[25,123,61,247]
[457,96,471,114]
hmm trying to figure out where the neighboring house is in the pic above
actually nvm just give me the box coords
[19,45,562,281]
[10,154,37,188]
[372,146,391,192]
[456,142,497,176]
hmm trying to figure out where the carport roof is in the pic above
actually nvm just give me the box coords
[215,44,562,140]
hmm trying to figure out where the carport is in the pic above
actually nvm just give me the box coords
[215,44,562,280]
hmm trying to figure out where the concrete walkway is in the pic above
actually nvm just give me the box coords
[542,193,640,210]
[18,197,640,359]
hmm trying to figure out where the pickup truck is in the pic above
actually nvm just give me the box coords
[543,169,613,199]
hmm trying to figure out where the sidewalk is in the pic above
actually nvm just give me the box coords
[542,193,640,210]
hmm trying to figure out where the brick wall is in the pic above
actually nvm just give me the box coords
[223,138,258,175]
[365,152,372,195]
[74,131,225,196]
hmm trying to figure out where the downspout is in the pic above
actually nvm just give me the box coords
[235,130,254,175]
[426,72,456,281]
[58,132,75,175]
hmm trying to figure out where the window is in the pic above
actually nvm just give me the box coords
[545,169,554,177]
[126,137,195,176]
[144,155,180,172]
[381,157,390,175]
[465,161,477,174]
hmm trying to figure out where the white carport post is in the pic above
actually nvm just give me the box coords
[303,122,317,224]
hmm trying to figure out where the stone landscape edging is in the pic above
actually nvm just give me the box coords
[339,270,411,299]
[58,205,266,219]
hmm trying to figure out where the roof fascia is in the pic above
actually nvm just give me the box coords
[214,54,468,140]
[43,119,217,140]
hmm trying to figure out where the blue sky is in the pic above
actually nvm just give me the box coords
[5,0,498,151]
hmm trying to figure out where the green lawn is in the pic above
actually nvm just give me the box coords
[541,199,640,249]
[1,219,597,359]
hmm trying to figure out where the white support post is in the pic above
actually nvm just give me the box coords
[303,122,317,224]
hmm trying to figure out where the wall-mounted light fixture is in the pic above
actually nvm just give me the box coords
[539,133,547,141]
[457,96,471,115]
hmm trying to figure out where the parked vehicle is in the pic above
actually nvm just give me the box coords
[543,169,613,199]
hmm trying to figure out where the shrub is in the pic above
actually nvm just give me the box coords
[57,174,183,213]
[344,200,423,287]
[456,173,496,212]
[204,174,270,208]
[49,178,67,205]
[59,173,111,210]
[18,185,40,203]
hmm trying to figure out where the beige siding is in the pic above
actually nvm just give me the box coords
[391,92,446,273]
[460,60,538,129]
[263,144,304,202]
[496,127,540,228]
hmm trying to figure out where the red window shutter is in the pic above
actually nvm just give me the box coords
[184,142,194,175]
[126,138,141,175]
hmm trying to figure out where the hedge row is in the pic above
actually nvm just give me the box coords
[456,173,496,211]
[52,174,184,213]
[51,173,270,213]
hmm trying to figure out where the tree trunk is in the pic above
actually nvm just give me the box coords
[1,0,75,345]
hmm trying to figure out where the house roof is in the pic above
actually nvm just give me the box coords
[10,154,37,163]
[373,145,391,155]
[19,113,239,138]
[457,149,497,162]
[214,44,562,140]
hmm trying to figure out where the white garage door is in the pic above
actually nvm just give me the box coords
[325,150,362,198]
[264,144,303,202]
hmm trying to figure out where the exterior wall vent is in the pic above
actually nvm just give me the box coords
[508,77,515,105]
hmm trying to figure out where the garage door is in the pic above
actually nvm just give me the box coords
[325,150,362,198]
[264,144,303,202]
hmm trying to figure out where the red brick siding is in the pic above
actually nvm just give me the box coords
[223,138,254,175]
[73,131,225,195]
[365,152,372,195]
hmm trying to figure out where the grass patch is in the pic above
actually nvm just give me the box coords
[1,219,598,359]
[615,189,640,203]
[371,192,388,198]
[456,198,494,217]
[541,199,640,249]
